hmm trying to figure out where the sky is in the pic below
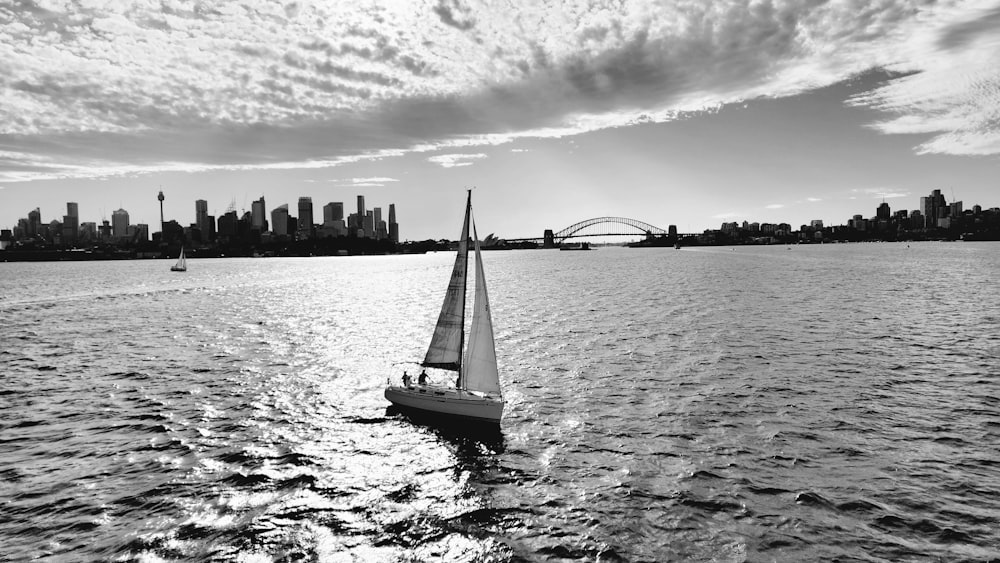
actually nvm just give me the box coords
[2,0,999,241]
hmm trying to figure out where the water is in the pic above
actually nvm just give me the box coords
[2,243,999,562]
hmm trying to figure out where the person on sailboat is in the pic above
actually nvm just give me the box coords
[402,372,412,387]
[418,370,427,385]
[455,374,461,389]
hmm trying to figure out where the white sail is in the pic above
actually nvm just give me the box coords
[171,247,187,271]
[422,193,470,370]
[461,216,501,395]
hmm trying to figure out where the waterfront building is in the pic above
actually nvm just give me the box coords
[112,208,129,241]
[298,197,314,239]
[63,202,79,244]
[324,202,344,222]
[126,224,147,243]
[920,189,947,228]
[271,204,289,237]
[373,207,384,240]
[99,220,112,241]
[79,222,97,243]
[217,211,238,241]
[357,195,365,230]
[364,211,375,239]
[196,200,210,239]
[320,202,347,237]
[251,196,268,233]
[48,220,61,243]
[810,219,824,229]
[28,208,41,238]
[877,202,890,219]
[388,204,399,243]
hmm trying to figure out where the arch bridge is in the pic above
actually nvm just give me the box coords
[546,217,672,245]
[502,217,680,245]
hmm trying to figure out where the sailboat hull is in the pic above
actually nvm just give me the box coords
[385,385,504,423]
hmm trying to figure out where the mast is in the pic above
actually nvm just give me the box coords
[422,191,471,370]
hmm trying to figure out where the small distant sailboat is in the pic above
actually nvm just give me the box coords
[170,247,187,272]
[385,191,505,424]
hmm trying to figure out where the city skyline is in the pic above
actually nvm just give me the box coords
[6,185,996,247]
[2,3,1000,239]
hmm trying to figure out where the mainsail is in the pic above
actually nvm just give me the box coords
[461,216,501,395]
[172,247,187,271]
[422,193,470,370]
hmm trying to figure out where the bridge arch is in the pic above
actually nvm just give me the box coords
[551,217,669,243]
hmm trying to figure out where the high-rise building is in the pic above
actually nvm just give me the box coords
[324,202,344,223]
[298,197,314,238]
[356,195,365,231]
[388,204,398,243]
[950,201,963,217]
[63,202,79,243]
[876,202,890,220]
[112,208,130,240]
[27,208,41,238]
[79,222,97,243]
[920,189,947,228]
[271,204,289,237]
[217,211,238,240]
[364,210,375,239]
[251,196,268,232]
[196,199,210,238]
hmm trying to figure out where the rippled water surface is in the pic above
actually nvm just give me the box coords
[2,243,999,562]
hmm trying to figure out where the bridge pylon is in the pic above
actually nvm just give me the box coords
[543,229,555,248]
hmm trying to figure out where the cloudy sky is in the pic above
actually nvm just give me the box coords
[2,0,999,240]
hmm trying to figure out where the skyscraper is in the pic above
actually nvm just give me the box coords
[251,196,268,232]
[388,204,398,243]
[63,202,79,243]
[364,210,374,239]
[196,199,210,238]
[298,197,314,238]
[112,208,130,240]
[271,204,289,237]
[373,207,386,240]
[920,189,947,228]
[356,195,365,231]
[27,208,41,238]
[324,202,344,222]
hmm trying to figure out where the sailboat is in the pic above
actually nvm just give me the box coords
[170,246,187,272]
[385,191,505,423]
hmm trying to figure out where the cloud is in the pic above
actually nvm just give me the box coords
[428,153,487,168]
[847,4,1000,155]
[1,1,999,182]
[806,197,822,202]
[765,204,784,209]
[851,187,911,199]
[329,176,400,187]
